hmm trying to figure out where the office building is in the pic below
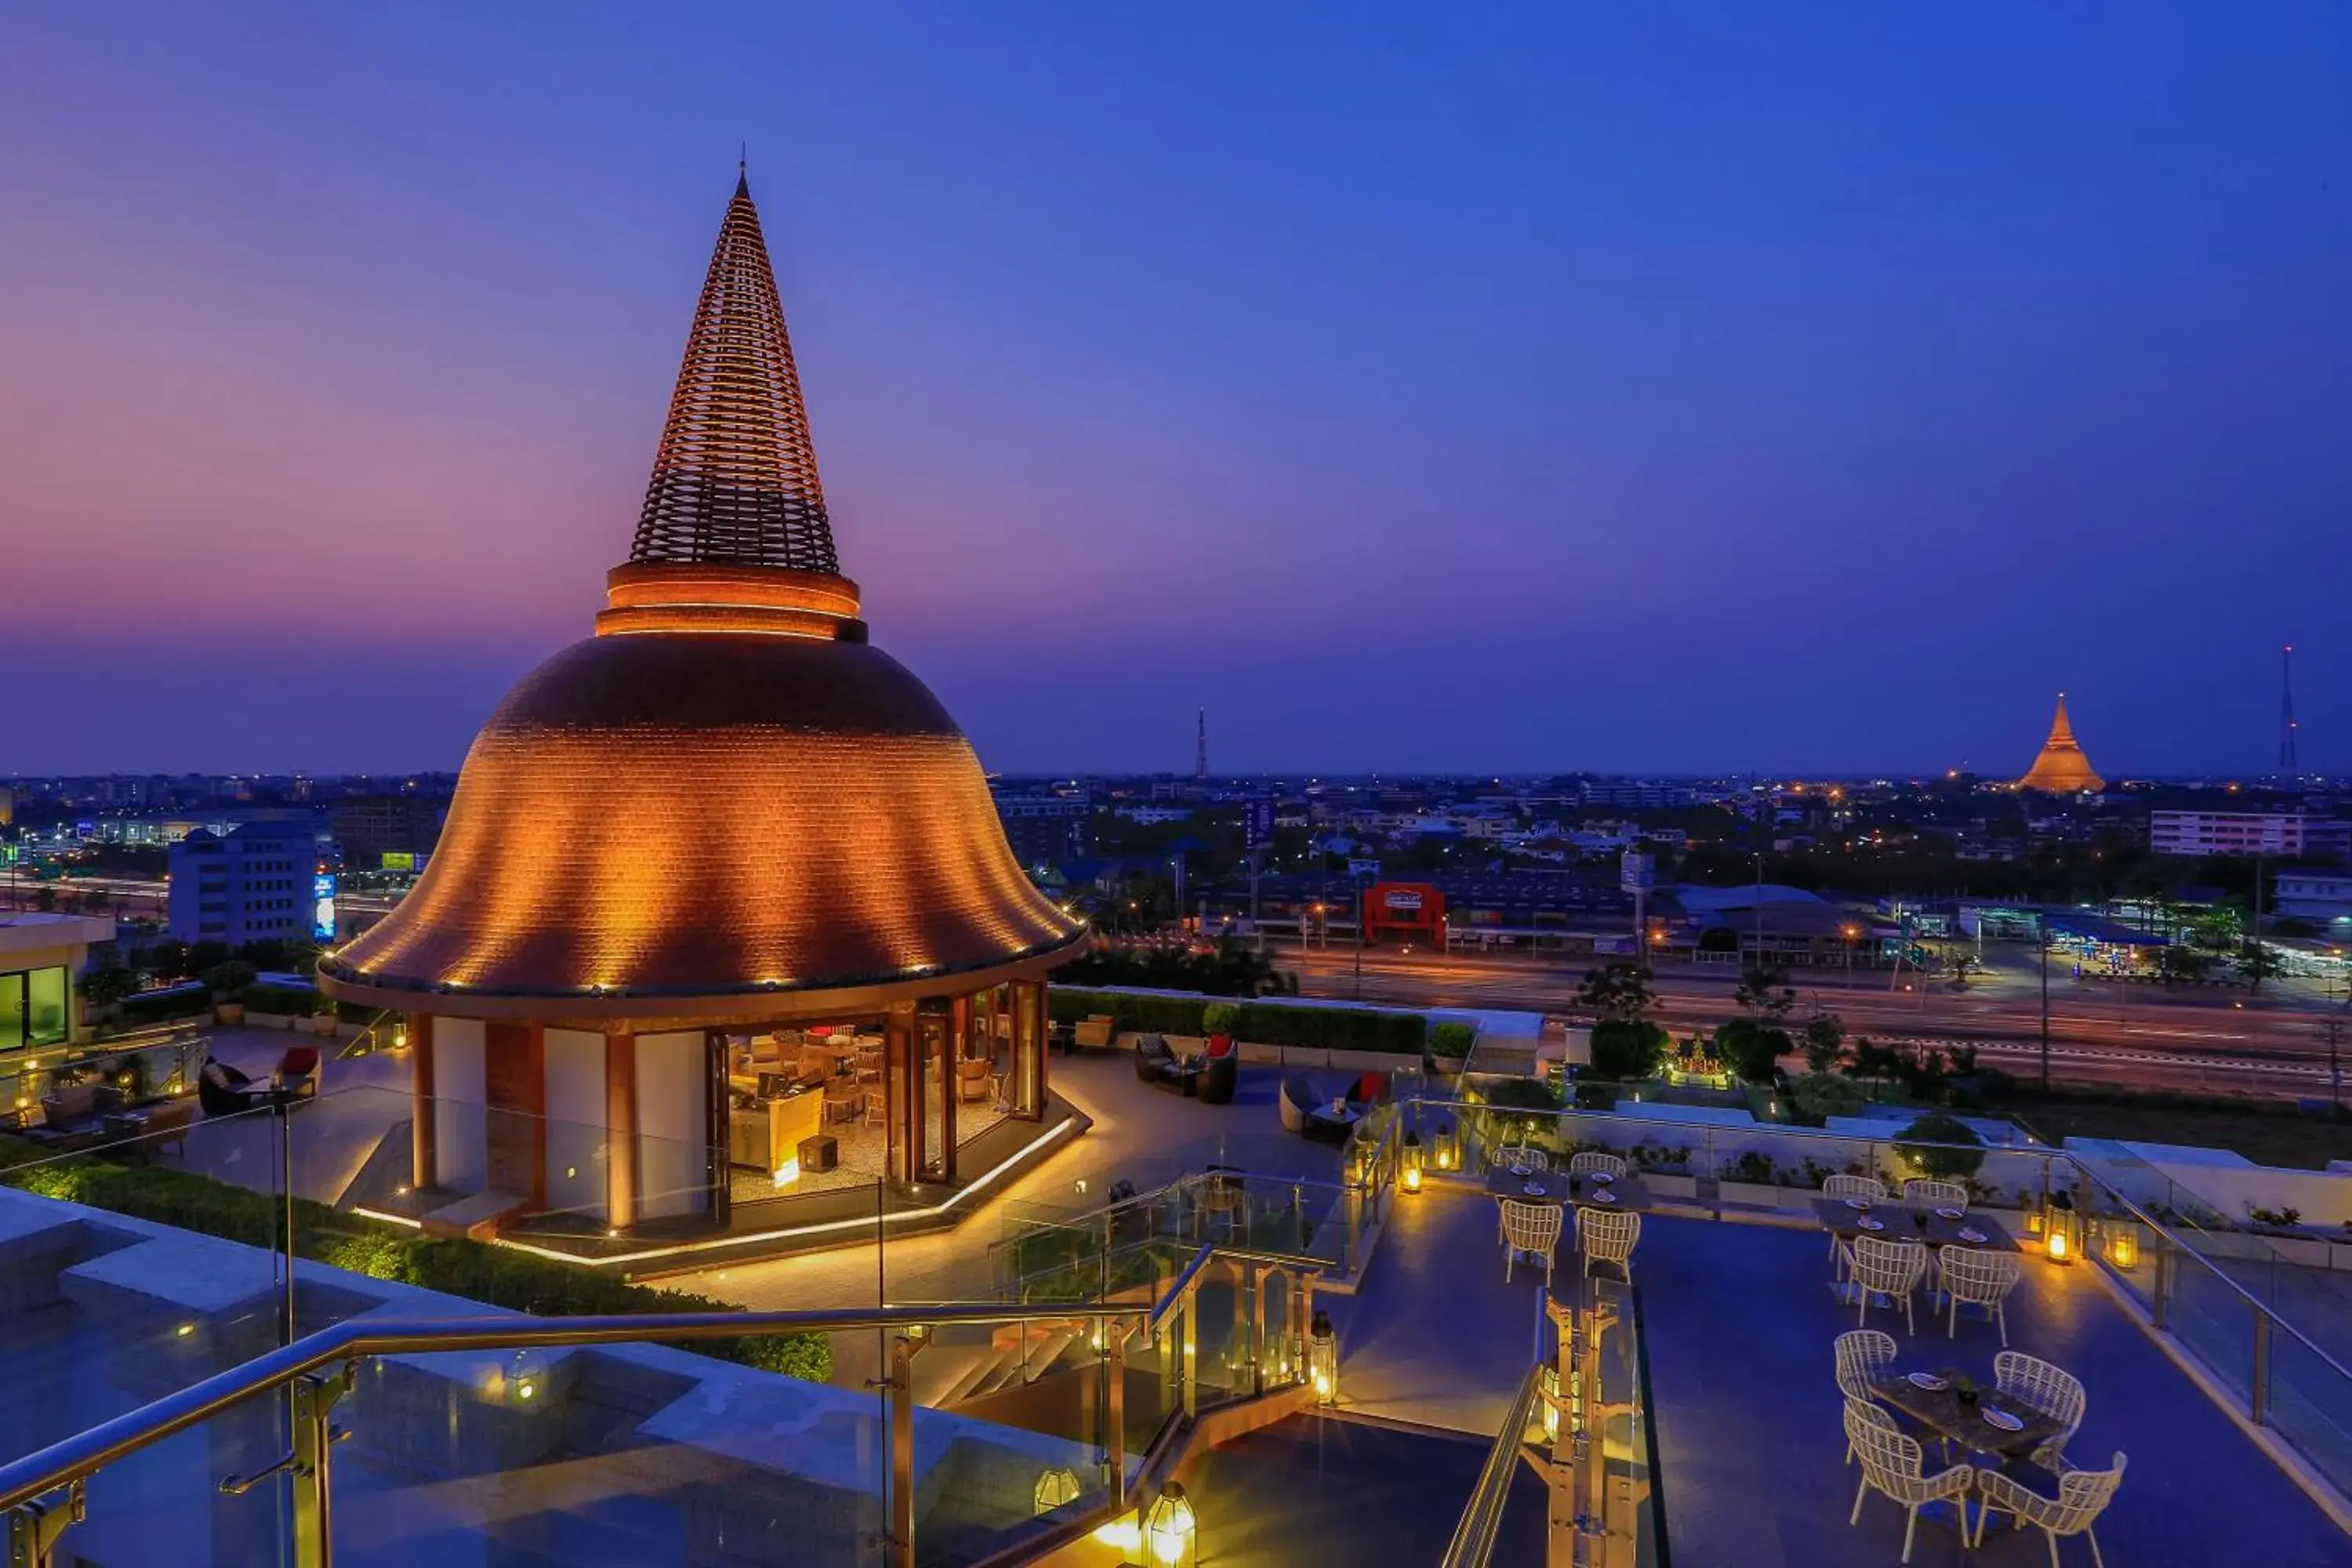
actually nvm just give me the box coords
[165,820,319,946]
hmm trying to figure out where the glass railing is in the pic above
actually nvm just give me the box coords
[0,1236,1308,1568]
[1443,1264,1666,1568]
[1399,1087,2352,1506]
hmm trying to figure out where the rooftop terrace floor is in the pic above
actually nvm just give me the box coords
[1323,1182,2350,1566]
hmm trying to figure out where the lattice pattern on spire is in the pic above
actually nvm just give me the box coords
[630,174,839,574]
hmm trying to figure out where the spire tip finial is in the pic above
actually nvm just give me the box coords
[735,142,750,198]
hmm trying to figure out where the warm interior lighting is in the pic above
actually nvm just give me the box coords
[175,1322,196,1338]
[771,1158,801,1189]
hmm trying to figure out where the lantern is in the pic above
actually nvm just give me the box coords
[1144,1482,1198,1567]
[1539,1363,1560,1443]
[1434,1120,1458,1171]
[1308,1309,1338,1405]
[1402,1130,1425,1194]
[2108,1228,2140,1270]
[2023,1202,2045,1240]
[1033,1467,1082,1516]
[2045,1192,2078,1265]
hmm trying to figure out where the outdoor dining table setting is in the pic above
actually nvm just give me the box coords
[1811,1196,2019,1253]
[1483,1164,1652,1214]
[1870,1364,2068,1468]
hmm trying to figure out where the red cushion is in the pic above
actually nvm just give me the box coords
[1205,1035,1234,1059]
[1354,1070,1386,1102]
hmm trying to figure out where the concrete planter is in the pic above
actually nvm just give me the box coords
[312,1014,339,1036]
[213,1002,245,1025]
[1640,1173,1700,1200]
[1716,1181,1788,1210]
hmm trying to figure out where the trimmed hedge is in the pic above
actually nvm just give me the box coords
[0,1136,829,1381]
[245,983,328,1016]
[1047,988,1426,1054]
[118,988,209,1027]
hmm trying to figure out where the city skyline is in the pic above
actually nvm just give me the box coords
[5,5,2350,776]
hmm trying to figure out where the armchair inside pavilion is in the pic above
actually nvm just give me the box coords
[318,169,1085,1262]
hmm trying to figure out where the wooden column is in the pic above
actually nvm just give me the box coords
[885,1001,916,1187]
[605,1029,637,1232]
[1011,979,1047,1120]
[408,1014,436,1189]
[483,1022,546,1207]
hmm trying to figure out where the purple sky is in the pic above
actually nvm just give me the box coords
[5,5,2348,779]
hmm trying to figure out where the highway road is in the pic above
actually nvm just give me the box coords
[1279,946,2352,1099]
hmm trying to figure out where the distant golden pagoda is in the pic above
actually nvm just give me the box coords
[2017,692,2104,793]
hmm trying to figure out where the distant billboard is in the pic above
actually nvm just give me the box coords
[311,873,337,942]
[1384,889,1423,911]
[1620,850,1656,894]
[1243,796,1275,851]
[380,851,416,872]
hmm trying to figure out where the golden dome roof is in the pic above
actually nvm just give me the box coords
[318,172,1081,1020]
[2016,691,2105,793]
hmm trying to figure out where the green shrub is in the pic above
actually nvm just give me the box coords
[1588,1019,1668,1080]
[201,961,257,998]
[1428,1022,1475,1059]
[1047,988,1426,1054]
[1201,1002,1239,1036]
[0,1135,829,1381]
[243,983,321,1016]
[118,989,209,1027]
[1894,1112,1984,1181]
[1791,1073,1867,1122]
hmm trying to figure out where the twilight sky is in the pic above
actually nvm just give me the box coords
[4,4,2348,779]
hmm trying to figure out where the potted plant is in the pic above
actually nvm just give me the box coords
[313,999,341,1036]
[1951,1373,1980,1412]
[1427,1021,1475,1075]
[1200,1002,1238,1058]
[201,960,256,1025]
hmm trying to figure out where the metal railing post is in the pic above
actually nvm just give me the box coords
[289,1370,347,1568]
[888,1334,917,1568]
[2252,1310,2274,1427]
[5,1483,81,1568]
[1179,1283,1198,1420]
[1105,1321,1127,1509]
[2151,1236,2173,1331]
[1250,1263,1269,1397]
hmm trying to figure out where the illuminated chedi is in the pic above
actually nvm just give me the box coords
[319,169,1084,1246]
[2016,691,2105,794]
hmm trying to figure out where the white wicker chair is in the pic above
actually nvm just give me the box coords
[1934,1245,2024,1345]
[1844,1398,1973,1565]
[1569,1151,1628,1181]
[1973,1452,2126,1566]
[1902,1178,1969,1214]
[1500,1199,1563,1284]
[1994,1351,2087,1468]
[1577,1205,1642,1279]
[1824,1174,1889,1269]
[1499,1145,1550,1176]
[1842,1235,1929,1334]
[1833,1329,1899,1464]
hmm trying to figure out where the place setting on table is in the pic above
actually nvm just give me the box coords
[1872,1365,2067,1468]
[1482,1163,1650,1214]
[1812,1193,2016,1252]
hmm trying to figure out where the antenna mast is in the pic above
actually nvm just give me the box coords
[2281,644,2301,781]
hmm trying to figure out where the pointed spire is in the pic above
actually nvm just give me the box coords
[2018,691,2103,793]
[630,172,839,575]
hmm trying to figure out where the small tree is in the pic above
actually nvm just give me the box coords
[80,963,138,1013]
[1588,1018,1667,1080]
[1574,962,1656,1023]
[1428,1021,1475,1060]
[1802,1012,1846,1073]
[201,960,257,1000]
[1200,1002,1238,1040]
[2241,943,2283,996]
[1791,1072,1866,1122]
[1893,1112,1984,1181]
[1714,1018,1791,1083]
[1734,964,1796,1022]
